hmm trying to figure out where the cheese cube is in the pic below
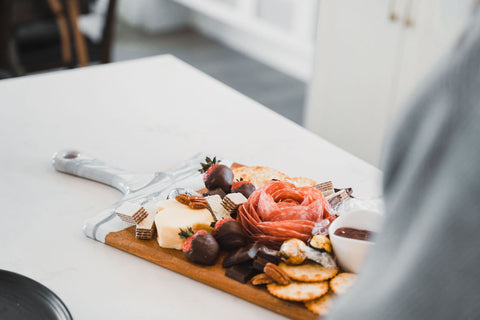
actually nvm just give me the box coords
[155,199,214,250]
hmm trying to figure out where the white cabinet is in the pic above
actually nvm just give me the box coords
[394,0,473,108]
[305,0,475,166]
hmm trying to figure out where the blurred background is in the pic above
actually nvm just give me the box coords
[0,0,476,166]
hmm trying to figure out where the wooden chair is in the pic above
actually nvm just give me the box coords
[0,0,117,76]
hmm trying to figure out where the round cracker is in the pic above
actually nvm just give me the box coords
[232,166,289,188]
[304,291,335,316]
[267,281,329,301]
[278,262,338,282]
[330,272,357,295]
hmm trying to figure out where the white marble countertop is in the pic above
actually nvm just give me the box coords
[0,55,381,319]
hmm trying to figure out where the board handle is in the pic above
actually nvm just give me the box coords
[52,150,134,194]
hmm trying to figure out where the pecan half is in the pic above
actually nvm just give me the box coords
[263,263,291,285]
[251,273,273,286]
[188,197,208,209]
[175,194,191,205]
[189,196,205,202]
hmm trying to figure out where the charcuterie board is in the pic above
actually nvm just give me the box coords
[52,151,339,320]
[105,226,317,320]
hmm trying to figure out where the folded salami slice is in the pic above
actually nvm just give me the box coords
[237,181,336,249]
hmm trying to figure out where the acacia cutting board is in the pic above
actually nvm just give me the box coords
[52,152,319,319]
[105,227,318,320]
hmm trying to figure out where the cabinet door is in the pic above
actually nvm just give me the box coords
[305,0,404,166]
[393,0,474,112]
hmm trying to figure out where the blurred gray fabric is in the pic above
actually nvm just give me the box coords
[328,8,480,320]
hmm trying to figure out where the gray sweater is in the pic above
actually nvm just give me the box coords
[328,8,480,320]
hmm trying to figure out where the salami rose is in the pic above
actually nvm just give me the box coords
[237,181,335,248]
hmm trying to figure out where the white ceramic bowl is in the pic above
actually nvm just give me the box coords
[329,210,383,273]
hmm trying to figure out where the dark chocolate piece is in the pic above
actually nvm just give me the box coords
[214,220,247,251]
[184,233,219,265]
[225,263,258,284]
[256,246,280,264]
[222,242,261,268]
[252,256,269,272]
[203,188,227,199]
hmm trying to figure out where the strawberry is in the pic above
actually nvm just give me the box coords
[231,180,249,190]
[213,218,234,235]
[198,156,220,174]
[213,218,247,251]
[231,179,256,199]
[179,228,219,265]
[198,156,233,193]
[203,164,220,183]
[180,228,205,252]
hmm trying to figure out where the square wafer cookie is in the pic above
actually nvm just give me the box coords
[221,193,247,216]
[116,202,148,224]
[135,212,156,240]
[313,181,334,197]
[205,195,230,220]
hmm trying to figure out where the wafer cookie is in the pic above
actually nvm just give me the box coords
[116,202,148,224]
[135,213,156,240]
[205,195,230,220]
[221,193,247,216]
[313,181,334,197]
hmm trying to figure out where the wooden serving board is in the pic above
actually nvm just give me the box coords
[105,227,318,320]
[103,163,318,319]
[55,153,324,318]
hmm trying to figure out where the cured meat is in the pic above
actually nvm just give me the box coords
[271,189,304,203]
[257,191,278,219]
[236,180,336,248]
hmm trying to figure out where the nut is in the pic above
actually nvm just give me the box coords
[189,196,206,202]
[175,195,208,209]
[250,273,273,286]
[188,197,208,209]
[175,194,191,205]
[264,263,291,285]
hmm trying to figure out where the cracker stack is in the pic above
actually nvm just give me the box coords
[264,262,354,316]
[115,202,148,224]
[205,195,230,221]
[135,213,156,240]
[221,193,248,216]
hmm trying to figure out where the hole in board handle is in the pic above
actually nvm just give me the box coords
[64,151,79,159]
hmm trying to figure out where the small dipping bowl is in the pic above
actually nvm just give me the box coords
[329,210,383,273]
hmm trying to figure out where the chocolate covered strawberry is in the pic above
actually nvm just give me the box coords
[213,218,247,251]
[212,217,234,235]
[231,179,256,198]
[179,228,219,265]
[199,157,233,193]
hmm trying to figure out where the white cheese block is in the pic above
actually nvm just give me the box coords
[155,199,214,250]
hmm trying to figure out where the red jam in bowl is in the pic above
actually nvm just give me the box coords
[333,227,375,241]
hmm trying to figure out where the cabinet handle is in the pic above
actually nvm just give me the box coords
[388,0,398,21]
[403,0,414,27]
